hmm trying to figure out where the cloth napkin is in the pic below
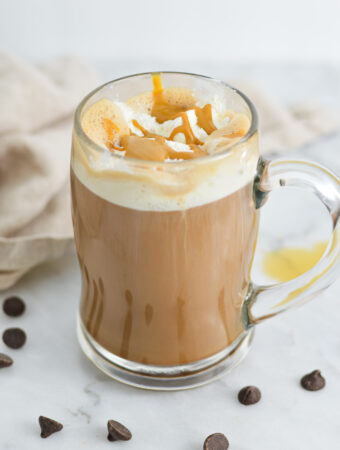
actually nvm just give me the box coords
[0,52,100,289]
[0,53,339,290]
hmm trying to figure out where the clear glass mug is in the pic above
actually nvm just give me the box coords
[71,72,340,390]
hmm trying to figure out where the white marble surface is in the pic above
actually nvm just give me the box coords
[1,64,340,449]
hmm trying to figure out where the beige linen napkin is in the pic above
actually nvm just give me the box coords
[0,54,339,289]
[0,52,100,289]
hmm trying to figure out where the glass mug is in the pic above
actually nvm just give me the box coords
[71,72,340,390]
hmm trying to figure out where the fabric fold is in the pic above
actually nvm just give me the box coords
[0,52,100,289]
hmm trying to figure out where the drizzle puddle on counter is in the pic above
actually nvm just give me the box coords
[262,241,328,282]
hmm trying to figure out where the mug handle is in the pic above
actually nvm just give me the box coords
[243,158,340,328]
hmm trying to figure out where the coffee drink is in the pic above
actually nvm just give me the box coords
[71,73,259,366]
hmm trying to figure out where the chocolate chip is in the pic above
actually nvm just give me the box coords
[2,296,25,317]
[0,353,13,368]
[238,385,261,405]
[39,416,63,438]
[107,420,132,441]
[301,370,325,391]
[2,328,26,349]
[203,433,229,450]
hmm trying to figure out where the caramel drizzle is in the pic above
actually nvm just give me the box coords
[103,118,120,141]
[169,112,202,145]
[132,119,157,138]
[151,74,186,124]
[135,113,202,146]
[195,104,216,135]
[132,119,204,160]
[103,118,124,152]
[103,74,218,160]
[105,142,124,152]
[151,74,217,139]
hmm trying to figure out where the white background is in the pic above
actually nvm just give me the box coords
[1,0,340,66]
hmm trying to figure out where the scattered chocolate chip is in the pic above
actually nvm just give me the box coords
[2,296,25,317]
[2,328,26,349]
[39,416,63,438]
[107,420,132,441]
[0,353,13,368]
[238,385,261,405]
[301,370,325,391]
[203,433,229,450]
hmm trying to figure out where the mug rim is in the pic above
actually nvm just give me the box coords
[74,70,259,167]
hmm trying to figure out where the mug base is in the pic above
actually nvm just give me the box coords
[77,317,254,391]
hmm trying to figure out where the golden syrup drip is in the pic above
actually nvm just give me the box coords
[262,241,327,282]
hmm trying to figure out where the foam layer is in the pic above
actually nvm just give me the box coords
[73,81,258,211]
[72,136,258,211]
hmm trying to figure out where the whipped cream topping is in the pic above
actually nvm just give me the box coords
[116,100,231,150]
[73,76,258,211]
[80,75,250,161]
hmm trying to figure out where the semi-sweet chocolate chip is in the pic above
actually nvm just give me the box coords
[107,419,132,441]
[2,328,26,349]
[203,433,229,449]
[2,296,26,317]
[39,416,63,438]
[238,385,261,405]
[0,353,13,368]
[301,370,325,391]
